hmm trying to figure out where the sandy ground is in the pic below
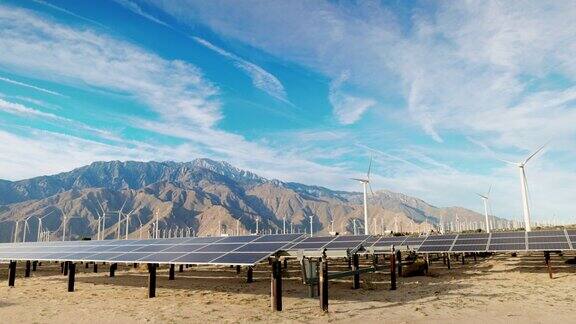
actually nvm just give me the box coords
[1,253,576,323]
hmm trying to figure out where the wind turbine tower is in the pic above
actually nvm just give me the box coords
[351,156,374,235]
[499,144,547,232]
[476,185,492,233]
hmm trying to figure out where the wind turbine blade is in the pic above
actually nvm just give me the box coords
[523,143,547,165]
[369,182,375,197]
[350,178,367,182]
[96,199,105,213]
[496,157,518,166]
[487,184,492,198]
[367,155,373,179]
[475,193,488,199]
[119,198,128,214]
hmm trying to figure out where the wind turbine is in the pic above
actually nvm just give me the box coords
[498,144,547,232]
[351,156,374,235]
[117,198,128,240]
[97,199,106,240]
[37,209,56,242]
[124,207,136,240]
[309,215,314,237]
[13,220,20,243]
[476,185,492,233]
[22,215,34,243]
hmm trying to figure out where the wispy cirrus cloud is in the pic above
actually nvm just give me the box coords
[0,76,64,97]
[111,0,171,27]
[192,37,287,102]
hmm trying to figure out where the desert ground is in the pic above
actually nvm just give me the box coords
[1,253,575,323]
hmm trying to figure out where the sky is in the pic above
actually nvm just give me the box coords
[1,0,576,224]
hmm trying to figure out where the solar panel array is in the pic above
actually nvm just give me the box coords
[0,234,304,266]
[363,229,575,253]
[0,230,574,267]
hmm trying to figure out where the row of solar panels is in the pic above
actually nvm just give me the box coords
[0,234,306,266]
[286,229,576,253]
[0,230,574,266]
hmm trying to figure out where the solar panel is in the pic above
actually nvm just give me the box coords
[527,230,565,237]
[528,236,567,243]
[528,243,570,250]
[451,245,487,252]
[211,253,272,265]
[172,252,223,263]
[490,237,526,244]
[417,245,452,252]
[235,242,287,252]
[488,244,526,251]
[454,238,488,245]
[491,232,525,238]
[457,233,489,239]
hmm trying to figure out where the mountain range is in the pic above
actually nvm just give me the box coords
[0,159,494,242]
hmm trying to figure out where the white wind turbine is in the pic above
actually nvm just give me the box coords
[476,185,492,233]
[97,199,106,240]
[116,198,128,239]
[351,156,374,235]
[22,215,34,243]
[37,209,56,242]
[498,144,547,232]
[124,206,137,240]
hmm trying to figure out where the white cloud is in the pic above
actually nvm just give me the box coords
[0,98,63,120]
[111,0,171,27]
[0,5,220,127]
[192,37,287,102]
[329,72,376,125]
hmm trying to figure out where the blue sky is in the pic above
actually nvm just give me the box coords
[1,0,576,223]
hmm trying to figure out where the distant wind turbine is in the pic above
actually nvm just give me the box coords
[351,156,374,235]
[476,185,492,233]
[498,143,547,232]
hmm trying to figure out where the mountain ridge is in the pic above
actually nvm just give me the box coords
[0,159,495,242]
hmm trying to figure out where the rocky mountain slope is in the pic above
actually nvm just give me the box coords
[0,159,494,242]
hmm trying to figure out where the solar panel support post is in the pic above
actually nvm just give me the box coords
[247,266,254,283]
[446,253,451,270]
[169,264,175,280]
[63,261,69,276]
[390,248,397,291]
[25,260,31,278]
[461,253,465,265]
[352,254,360,289]
[148,263,157,298]
[60,262,64,274]
[396,250,402,277]
[235,265,241,275]
[32,261,37,272]
[473,253,477,262]
[110,263,117,278]
[179,265,184,273]
[93,262,98,273]
[85,262,89,269]
[347,257,352,270]
[8,261,16,287]
[319,254,328,313]
[271,259,283,311]
[544,251,553,279]
[68,263,76,292]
